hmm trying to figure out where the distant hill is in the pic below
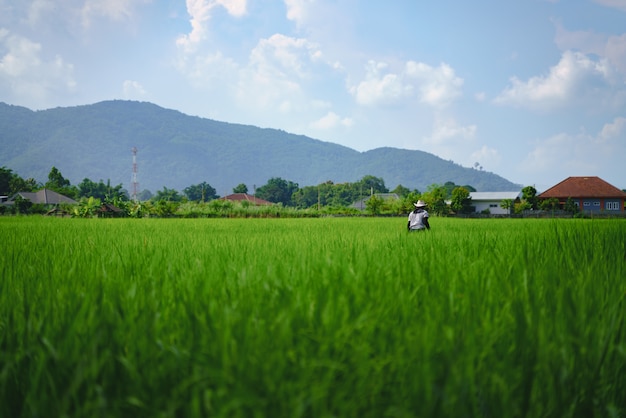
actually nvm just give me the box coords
[0,100,521,195]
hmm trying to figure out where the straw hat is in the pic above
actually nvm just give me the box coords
[413,200,427,208]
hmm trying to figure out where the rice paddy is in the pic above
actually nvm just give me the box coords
[1,216,625,417]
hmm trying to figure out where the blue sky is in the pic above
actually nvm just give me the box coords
[1,0,625,191]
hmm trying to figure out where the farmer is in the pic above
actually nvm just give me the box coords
[407,200,430,232]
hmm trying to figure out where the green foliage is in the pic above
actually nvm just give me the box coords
[77,178,126,200]
[233,183,248,194]
[153,199,180,217]
[540,197,559,211]
[564,197,580,215]
[1,166,41,195]
[390,184,412,197]
[1,217,625,417]
[183,181,218,202]
[500,199,513,215]
[515,200,532,214]
[422,184,449,216]
[522,185,539,210]
[450,186,472,214]
[72,196,102,218]
[255,177,299,206]
[358,174,388,194]
[153,187,183,202]
[11,195,32,214]
[0,166,14,195]
[365,194,384,215]
[44,166,78,199]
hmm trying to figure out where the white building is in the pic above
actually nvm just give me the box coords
[470,191,521,215]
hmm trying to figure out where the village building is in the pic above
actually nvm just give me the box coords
[469,191,522,215]
[219,193,273,205]
[538,176,626,213]
[9,188,78,205]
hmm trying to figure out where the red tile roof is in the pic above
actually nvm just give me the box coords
[539,177,626,198]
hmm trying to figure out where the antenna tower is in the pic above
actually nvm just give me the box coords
[131,147,139,201]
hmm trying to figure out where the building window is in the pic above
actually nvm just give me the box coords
[489,204,498,208]
[583,201,590,207]
[593,201,600,207]
[606,201,620,210]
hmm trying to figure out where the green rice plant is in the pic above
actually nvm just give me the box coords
[1,216,625,417]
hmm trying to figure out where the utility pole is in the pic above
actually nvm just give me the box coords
[131,147,139,202]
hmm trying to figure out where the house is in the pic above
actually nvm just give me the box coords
[98,203,126,218]
[351,193,399,210]
[538,176,626,212]
[10,188,78,205]
[469,191,522,215]
[219,193,273,206]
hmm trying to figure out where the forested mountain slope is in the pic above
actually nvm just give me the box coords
[0,101,521,195]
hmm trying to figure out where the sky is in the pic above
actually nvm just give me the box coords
[1,0,625,191]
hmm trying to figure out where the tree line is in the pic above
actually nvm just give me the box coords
[2,165,509,217]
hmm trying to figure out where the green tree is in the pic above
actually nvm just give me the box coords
[365,194,384,215]
[357,175,388,195]
[12,177,39,193]
[12,195,33,214]
[0,167,38,195]
[256,177,299,206]
[153,187,183,202]
[500,199,513,215]
[233,183,248,194]
[0,167,14,195]
[540,197,559,211]
[390,184,411,197]
[522,185,539,210]
[564,197,580,215]
[184,182,218,202]
[78,178,126,201]
[450,187,472,214]
[46,166,70,189]
[422,184,449,216]
[72,196,102,218]
[45,166,77,199]
[293,184,321,208]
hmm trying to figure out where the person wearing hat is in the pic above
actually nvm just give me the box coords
[408,200,430,231]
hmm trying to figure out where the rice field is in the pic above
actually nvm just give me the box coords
[1,216,625,418]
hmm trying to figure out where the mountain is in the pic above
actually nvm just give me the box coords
[0,100,521,195]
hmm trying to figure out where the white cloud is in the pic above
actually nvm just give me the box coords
[122,80,146,99]
[424,116,477,146]
[284,0,313,26]
[310,111,353,130]
[470,145,501,168]
[494,51,615,109]
[554,21,626,75]
[520,116,626,175]
[350,61,411,106]
[593,0,626,11]
[249,33,320,79]
[0,31,75,107]
[350,60,463,108]
[405,61,463,107]
[81,0,150,28]
[598,116,626,140]
[233,33,330,111]
[177,0,247,52]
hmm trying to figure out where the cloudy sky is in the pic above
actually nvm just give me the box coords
[1,0,625,191]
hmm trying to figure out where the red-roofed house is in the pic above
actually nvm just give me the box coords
[219,193,273,206]
[538,176,626,212]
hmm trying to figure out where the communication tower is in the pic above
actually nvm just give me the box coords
[131,147,139,201]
